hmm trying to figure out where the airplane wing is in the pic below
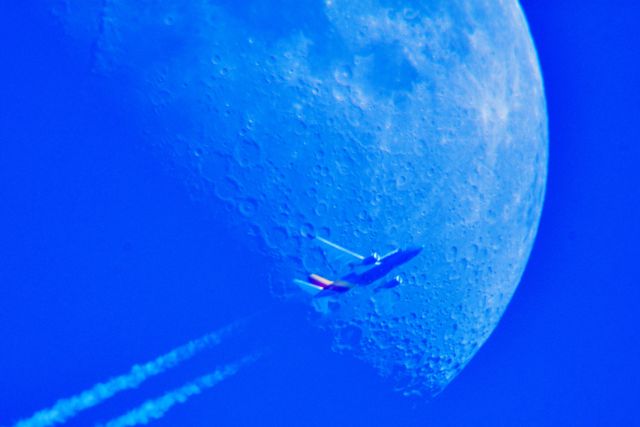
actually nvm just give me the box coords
[378,248,400,261]
[313,236,365,261]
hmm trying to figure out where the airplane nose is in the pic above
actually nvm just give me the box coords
[406,246,424,259]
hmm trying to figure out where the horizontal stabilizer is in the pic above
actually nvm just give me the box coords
[293,279,324,296]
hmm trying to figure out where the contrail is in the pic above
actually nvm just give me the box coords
[12,322,241,427]
[96,355,258,427]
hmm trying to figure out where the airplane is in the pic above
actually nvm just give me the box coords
[293,235,423,298]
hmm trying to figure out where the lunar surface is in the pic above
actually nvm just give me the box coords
[58,0,547,397]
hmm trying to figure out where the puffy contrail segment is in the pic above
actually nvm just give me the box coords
[12,322,240,427]
[97,355,258,427]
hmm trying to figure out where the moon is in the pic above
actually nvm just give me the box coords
[58,0,547,397]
